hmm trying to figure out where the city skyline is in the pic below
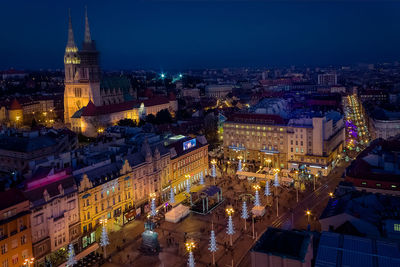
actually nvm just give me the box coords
[1,0,400,70]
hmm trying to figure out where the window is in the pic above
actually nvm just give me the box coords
[1,244,7,254]
[394,224,400,232]
[376,184,381,187]
[2,259,8,267]
[21,235,26,245]
[11,255,18,265]
[11,239,17,249]
[296,148,299,153]
[361,182,367,186]
[391,185,397,188]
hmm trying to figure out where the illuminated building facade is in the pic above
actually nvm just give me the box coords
[63,10,135,126]
[223,112,345,176]
[0,189,33,267]
[74,141,169,249]
[167,135,209,196]
[23,169,80,266]
[63,10,177,135]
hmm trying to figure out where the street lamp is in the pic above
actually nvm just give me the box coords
[23,258,34,267]
[226,206,235,246]
[185,240,196,267]
[329,192,334,198]
[306,210,311,223]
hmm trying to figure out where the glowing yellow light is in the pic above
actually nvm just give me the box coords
[253,184,261,191]
[185,241,196,252]
[149,192,156,199]
[329,192,334,197]
[225,206,235,216]
[306,210,311,216]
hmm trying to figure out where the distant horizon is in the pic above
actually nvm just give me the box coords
[1,0,400,70]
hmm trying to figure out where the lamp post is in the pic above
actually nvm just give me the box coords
[23,258,35,267]
[329,192,334,198]
[306,210,311,229]
[185,240,196,267]
[226,206,235,246]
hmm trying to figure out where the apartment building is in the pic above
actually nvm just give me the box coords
[223,111,345,176]
[0,189,33,267]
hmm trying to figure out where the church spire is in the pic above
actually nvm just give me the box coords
[84,6,92,44]
[66,9,76,49]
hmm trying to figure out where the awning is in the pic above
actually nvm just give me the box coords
[124,210,136,219]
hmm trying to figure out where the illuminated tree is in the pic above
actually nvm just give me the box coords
[199,172,204,185]
[100,225,109,248]
[169,187,175,204]
[150,195,157,217]
[186,179,191,193]
[66,243,77,267]
[241,201,249,230]
[254,189,261,207]
[264,181,271,196]
[274,173,280,188]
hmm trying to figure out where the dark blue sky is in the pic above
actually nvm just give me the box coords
[1,0,400,70]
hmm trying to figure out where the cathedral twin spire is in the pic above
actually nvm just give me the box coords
[66,7,94,52]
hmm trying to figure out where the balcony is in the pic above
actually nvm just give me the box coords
[19,225,27,232]
[10,230,17,236]
[0,235,8,241]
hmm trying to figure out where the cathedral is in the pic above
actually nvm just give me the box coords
[63,10,177,136]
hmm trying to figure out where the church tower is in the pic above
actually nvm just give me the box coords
[64,8,101,125]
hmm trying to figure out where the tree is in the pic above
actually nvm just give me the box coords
[145,114,156,124]
[66,243,77,267]
[155,109,172,124]
[117,118,137,127]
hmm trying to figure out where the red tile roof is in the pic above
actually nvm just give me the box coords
[9,99,22,110]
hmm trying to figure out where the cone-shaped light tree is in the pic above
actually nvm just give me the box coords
[237,156,242,172]
[253,185,261,207]
[226,206,235,246]
[273,170,280,217]
[199,172,204,185]
[186,241,196,267]
[100,218,110,259]
[208,224,218,265]
[150,193,157,217]
[66,243,77,267]
[169,187,175,204]
[241,201,249,230]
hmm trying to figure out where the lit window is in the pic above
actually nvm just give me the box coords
[376,184,381,187]
[391,185,397,188]
[361,182,367,186]
[394,224,400,232]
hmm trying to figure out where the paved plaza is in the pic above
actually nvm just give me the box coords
[98,158,349,267]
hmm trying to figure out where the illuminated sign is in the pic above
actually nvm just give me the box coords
[183,139,196,151]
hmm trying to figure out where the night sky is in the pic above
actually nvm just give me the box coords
[1,0,400,70]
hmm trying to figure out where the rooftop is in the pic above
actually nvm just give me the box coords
[251,227,312,262]
[315,232,400,267]
[0,188,28,211]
